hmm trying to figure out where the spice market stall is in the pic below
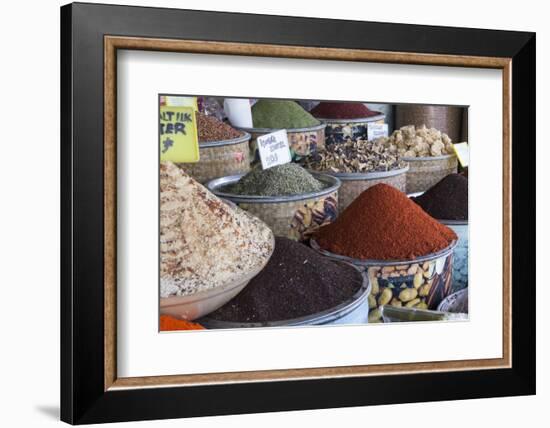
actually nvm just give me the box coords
[158,96,470,331]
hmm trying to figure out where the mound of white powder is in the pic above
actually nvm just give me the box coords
[160,162,273,297]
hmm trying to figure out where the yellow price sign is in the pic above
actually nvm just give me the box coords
[452,142,469,167]
[159,105,199,162]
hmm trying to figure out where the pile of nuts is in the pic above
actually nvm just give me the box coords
[302,138,406,173]
[376,125,455,158]
[367,261,439,323]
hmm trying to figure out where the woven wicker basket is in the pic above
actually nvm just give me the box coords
[238,123,326,162]
[177,132,251,183]
[319,166,408,211]
[395,105,463,143]
[404,154,458,193]
[206,173,340,241]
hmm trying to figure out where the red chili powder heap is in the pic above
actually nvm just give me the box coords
[160,315,205,331]
[311,102,379,119]
[315,184,457,260]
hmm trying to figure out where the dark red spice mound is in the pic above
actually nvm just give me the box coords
[206,237,363,323]
[413,174,468,221]
[196,112,243,143]
[311,102,380,119]
[315,183,457,260]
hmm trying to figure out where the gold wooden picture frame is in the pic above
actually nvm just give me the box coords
[104,36,512,391]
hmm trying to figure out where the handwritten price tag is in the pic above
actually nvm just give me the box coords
[367,123,389,140]
[257,130,292,170]
[159,105,199,163]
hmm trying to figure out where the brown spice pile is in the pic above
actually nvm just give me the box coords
[413,174,468,221]
[377,125,455,157]
[302,138,406,173]
[196,112,243,142]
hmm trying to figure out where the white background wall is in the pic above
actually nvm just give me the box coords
[0,0,546,427]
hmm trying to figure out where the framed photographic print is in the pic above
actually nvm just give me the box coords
[60,2,536,424]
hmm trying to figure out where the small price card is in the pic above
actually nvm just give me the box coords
[164,96,199,109]
[452,142,470,167]
[367,123,389,140]
[159,105,199,163]
[257,130,292,170]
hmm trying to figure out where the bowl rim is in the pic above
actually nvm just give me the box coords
[439,219,469,226]
[309,238,458,267]
[235,122,326,133]
[197,131,251,148]
[437,287,469,312]
[199,261,371,328]
[307,164,409,180]
[402,153,457,161]
[205,171,341,203]
[314,113,385,124]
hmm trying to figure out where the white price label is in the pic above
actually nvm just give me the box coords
[257,130,292,170]
[367,123,389,140]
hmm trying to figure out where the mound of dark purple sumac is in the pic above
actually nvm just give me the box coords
[206,237,363,323]
[413,174,468,221]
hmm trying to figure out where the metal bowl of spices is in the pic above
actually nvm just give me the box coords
[310,183,459,321]
[311,238,457,321]
[199,262,371,329]
[206,172,341,241]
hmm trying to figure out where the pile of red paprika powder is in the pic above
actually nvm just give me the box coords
[311,102,380,119]
[159,315,205,331]
[315,183,457,260]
